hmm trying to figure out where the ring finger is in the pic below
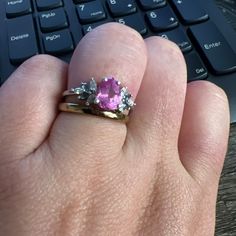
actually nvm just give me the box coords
[49,23,147,160]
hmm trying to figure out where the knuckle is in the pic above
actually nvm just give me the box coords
[147,36,184,58]
[145,36,187,80]
[94,22,144,43]
[161,37,186,69]
[84,22,146,55]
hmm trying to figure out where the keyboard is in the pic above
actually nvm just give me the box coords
[216,0,236,31]
[0,0,236,121]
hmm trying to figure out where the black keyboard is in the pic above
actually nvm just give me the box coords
[1,0,236,121]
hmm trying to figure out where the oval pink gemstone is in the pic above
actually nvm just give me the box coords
[97,77,121,110]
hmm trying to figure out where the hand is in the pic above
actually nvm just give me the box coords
[0,23,230,236]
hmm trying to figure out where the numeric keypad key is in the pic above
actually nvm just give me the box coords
[107,0,137,17]
[189,22,236,74]
[139,0,166,10]
[159,28,192,52]
[185,53,208,81]
[169,0,208,24]
[82,20,111,35]
[116,13,147,35]
[77,1,106,23]
[146,6,178,32]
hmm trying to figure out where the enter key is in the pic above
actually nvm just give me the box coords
[189,21,236,75]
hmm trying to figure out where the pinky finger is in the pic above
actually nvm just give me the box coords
[178,81,230,186]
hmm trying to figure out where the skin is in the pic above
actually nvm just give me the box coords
[0,23,230,236]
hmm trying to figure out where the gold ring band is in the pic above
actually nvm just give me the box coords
[59,77,135,122]
[59,103,129,122]
[62,90,79,97]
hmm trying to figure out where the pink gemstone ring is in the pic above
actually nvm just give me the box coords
[60,77,135,121]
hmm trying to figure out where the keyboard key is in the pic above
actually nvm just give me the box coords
[6,0,32,18]
[36,0,63,11]
[73,0,92,3]
[39,8,68,32]
[82,20,111,35]
[139,0,166,10]
[116,13,147,35]
[185,53,208,81]
[107,0,136,17]
[158,28,192,53]
[43,29,74,55]
[170,0,208,24]
[77,1,106,23]
[146,6,178,32]
[7,15,38,64]
[189,21,236,75]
